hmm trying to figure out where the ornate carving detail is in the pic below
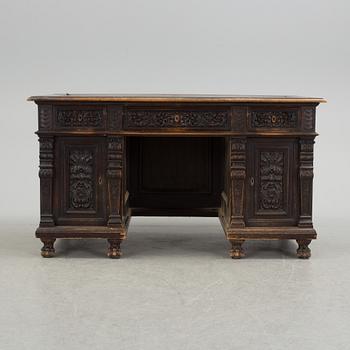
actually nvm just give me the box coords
[300,142,314,153]
[40,139,54,150]
[125,110,229,129]
[39,169,53,178]
[56,109,103,128]
[259,151,284,210]
[39,139,54,178]
[299,139,315,227]
[250,110,298,129]
[231,139,246,152]
[300,168,313,177]
[39,105,52,129]
[231,109,246,131]
[69,150,94,209]
[38,137,54,226]
[302,108,315,131]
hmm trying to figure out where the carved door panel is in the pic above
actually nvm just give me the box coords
[246,139,298,226]
[55,137,106,225]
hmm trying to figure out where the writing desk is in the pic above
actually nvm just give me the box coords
[28,94,325,259]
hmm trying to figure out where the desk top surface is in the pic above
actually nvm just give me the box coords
[28,94,326,103]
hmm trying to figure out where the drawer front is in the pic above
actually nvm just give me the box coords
[54,105,107,130]
[124,108,230,130]
[248,107,300,131]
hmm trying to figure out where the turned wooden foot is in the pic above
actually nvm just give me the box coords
[40,238,56,258]
[230,240,245,259]
[107,239,122,259]
[296,239,312,259]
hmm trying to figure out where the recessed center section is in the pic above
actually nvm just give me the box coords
[127,137,224,214]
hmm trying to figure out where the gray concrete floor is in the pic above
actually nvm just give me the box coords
[0,217,349,350]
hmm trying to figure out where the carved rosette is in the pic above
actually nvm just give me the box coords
[69,150,94,210]
[298,139,314,227]
[229,137,247,228]
[107,137,124,226]
[125,110,229,129]
[259,151,284,210]
[250,110,298,129]
[38,137,54,226]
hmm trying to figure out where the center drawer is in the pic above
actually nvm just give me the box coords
[123,107,230,130]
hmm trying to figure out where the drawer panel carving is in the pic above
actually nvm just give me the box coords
[124,109,230,130]
[56,108,104,128]
[249,110,299,129]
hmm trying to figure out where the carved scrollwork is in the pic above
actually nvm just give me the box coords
[125,110,229,129]
[69,150,94,209]
[259,151,284,210]
[250,110,298,129]
[57,109,103,128]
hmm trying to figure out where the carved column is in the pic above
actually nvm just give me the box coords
[107,136,124,226]
[38,137,55,226]
[298,138,314,227]
[229,137,247,228]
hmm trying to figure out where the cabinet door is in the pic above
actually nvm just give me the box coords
[55,137,106,225]
[246,139,298,226]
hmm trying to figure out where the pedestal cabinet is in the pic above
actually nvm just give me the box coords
[28,94,325,259]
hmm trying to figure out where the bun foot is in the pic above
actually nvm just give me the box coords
[296,239,312,259]
[40,238,56,258]
[107,239,122,259]
[230,240,245,259]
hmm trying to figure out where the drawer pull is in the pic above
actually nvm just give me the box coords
[174,114,181,123]
[250,177,255,186]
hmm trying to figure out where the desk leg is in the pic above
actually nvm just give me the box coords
[107,239,122,258]
[296,239,312,259]
[106,136,129,258]
[230,240,245,259]
[40,238,56,258]
[220,137,247,258]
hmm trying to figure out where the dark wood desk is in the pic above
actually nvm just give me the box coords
[28,94,325,259]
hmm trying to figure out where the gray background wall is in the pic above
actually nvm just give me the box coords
[1,0,349,222]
